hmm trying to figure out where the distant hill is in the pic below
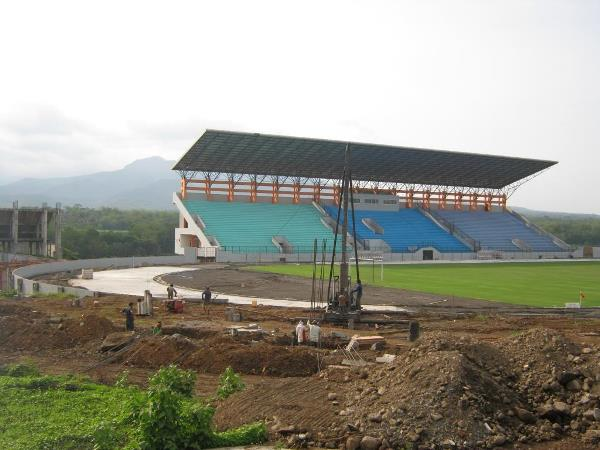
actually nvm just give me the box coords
[512,206,600,220]
[0,157,179,210]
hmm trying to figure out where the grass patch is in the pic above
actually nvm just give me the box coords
[29,292,78,300]
[0,364,266,450]
[0,289,18,298]
[245,261,600,307]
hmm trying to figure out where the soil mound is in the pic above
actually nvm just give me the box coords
[345,341,523,448]
[183,341,319,377]
[310,329,600,449]
[120,334,197,368]
[0,313,116,351]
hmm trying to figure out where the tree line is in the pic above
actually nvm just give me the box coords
[62,206,178,259]
[526,216,600,246]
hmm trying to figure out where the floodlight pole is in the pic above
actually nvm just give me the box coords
[339,144,350,295]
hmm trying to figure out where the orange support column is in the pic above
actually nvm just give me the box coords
[469,193,478,210]
[423,190,431,209]
[272,182,279,203]
[501,194,507,210]
[333,184,340,205]
[227,178,234,202]
[181,178,187,199]
[313,184,321,203]
[292,182,301,204]
[439,191,447,209]
[250,180,257,202]
[204,179,212,200]
[454,192,463,209]
[406,189,414,208]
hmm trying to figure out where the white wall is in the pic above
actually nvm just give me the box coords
[13,254,197,298]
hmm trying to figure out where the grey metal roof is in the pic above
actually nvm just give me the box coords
[173,130,557,189]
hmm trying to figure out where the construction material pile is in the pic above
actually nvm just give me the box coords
[324,329,600,449]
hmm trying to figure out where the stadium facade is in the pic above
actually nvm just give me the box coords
[172,130,571,262]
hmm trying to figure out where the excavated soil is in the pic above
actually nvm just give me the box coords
[3,295,600,449]
[118,334,321,377]
[0,305,116,351]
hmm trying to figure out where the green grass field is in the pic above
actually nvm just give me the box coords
[246,261,600,307]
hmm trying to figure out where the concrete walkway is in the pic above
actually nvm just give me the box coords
[71,265,408,312]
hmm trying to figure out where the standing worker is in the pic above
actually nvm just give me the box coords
[122,302,135,331]
[295,320,306,345]
[167,284,177,300]
[202,286,212,315]
[350,279,363,310]
[308,320,321,347]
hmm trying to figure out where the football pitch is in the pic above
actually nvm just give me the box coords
[245,261,600,307]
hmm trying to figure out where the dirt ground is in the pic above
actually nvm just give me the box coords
[161,265,520,309]
[2,293,600,449]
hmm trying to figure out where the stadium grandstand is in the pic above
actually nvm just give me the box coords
[172,130,571,262]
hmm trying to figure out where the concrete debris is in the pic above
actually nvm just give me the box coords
[375,354,396,364]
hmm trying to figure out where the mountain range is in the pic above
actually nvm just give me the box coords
[0,157,180,210]
[0,158,598,218]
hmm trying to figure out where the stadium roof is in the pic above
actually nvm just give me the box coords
[173,130,557,189]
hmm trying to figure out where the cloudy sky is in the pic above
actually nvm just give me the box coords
[1,1,598,213]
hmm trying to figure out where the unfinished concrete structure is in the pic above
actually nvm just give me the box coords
[0,202,62,258]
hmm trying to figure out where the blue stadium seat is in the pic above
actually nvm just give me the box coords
[436,210,562,251]
[322,206,470,253]
[183,199,334,252]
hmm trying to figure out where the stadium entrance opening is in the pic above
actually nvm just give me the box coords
[423,250,434,260]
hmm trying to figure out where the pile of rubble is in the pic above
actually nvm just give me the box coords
[313,329,600,449]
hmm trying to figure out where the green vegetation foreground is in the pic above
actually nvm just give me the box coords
[0,363,264,450]
[247,261,600,307]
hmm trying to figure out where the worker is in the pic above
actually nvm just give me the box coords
[308,320,321,347]
[152,321,162,335]
[295,320,306,345]
[167,284,177,300]
[202,286,212,315]
[338,291,349,313]
[122,302,134,331]
[350,279,363,309]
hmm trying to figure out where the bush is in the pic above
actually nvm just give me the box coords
[0,363,40,377]
[148,364,196,397]
[0,289,18,298]
[216,367,245,399]
[133,365,263,450]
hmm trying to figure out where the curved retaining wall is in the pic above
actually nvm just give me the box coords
[12,254,196,299]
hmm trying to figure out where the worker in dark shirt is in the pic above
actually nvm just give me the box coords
[202,287,212,315]
[167,284,177,299]
[122,302,134,331]
[350,279,363,309]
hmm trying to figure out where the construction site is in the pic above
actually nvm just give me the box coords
[3,131,600,449]
[3,266,600,450]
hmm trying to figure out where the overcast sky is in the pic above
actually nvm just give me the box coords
[0,1,598,213]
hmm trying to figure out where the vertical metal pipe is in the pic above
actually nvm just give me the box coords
[339,144,350,294]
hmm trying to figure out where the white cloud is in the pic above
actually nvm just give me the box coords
[0,0,599,213]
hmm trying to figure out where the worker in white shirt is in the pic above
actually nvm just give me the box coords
[308,321,321,347]
[295,320,307,345]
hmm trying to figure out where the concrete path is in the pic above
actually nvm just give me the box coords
[71,265,408,312]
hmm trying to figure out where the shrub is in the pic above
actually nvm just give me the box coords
[0,362,40,377]
[216,367,245,400]
[0,289,18,298]
[133,365,263,450]
[149,364,196,397]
